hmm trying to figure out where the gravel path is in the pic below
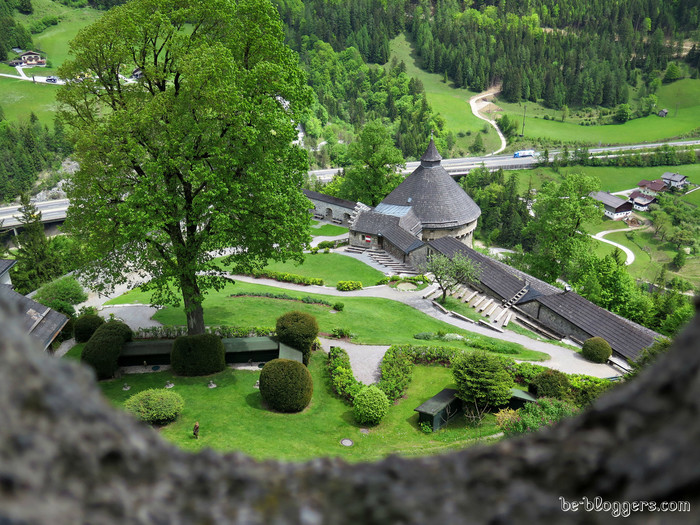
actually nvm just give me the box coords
[468,87,507,156]
[592,228,636,265]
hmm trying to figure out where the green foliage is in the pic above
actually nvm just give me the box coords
[74,314,105,343]
[332,302,344,312]
[250,269,323,286]
[275,311,319,365]
[507,362,548,384]
[614,103,632,123]
[663,63,682,83]
[230,291,332,307]
[377,345,414,401]
[9,195,61,294]
[328,346,363,402]
[498,398,580,438]
[336,120,405,206]
[35,276,87,307]
[336,280,363,291]
[451,350,514,421]
[259,358,313,413]
[58,0,313,336]
[330,327,353,339]
[496,114,518,141]
[567,374,613,407]
[124,388,184,425]
[317,240,336,249]
[581,337,612,364]
[171,334,226,377]
[97,320,133,343]
[353,385,389,425]
[529,369,572,400]
[80,321,131,380]
[628,337,672,378]
[672,250,687,269]
[421,252,480,303]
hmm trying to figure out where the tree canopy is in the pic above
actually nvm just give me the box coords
[57,0,313,335]
[421,252,481,303]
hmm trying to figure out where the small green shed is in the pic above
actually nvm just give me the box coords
[414,388,463,432]
[508,388,537,410]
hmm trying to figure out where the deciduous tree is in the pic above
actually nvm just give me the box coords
[421,252,481,303]
[57,0,313,335]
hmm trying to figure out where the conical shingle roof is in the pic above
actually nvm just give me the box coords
[379,139,481,229]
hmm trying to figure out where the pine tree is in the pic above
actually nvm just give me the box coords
[9,194,61,294]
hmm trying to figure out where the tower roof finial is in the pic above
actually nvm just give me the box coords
[420,135,442,166]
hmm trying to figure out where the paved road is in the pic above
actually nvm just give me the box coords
[592,228,637,265]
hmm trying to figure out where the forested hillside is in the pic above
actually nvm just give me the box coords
[0,0,33,60]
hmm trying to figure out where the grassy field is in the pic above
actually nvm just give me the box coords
[96,352,498,462]
[506,164,700,195]
[0,2,102,123]
[105,280,548,360]
[310,221,349,237]
[225,252,385,287]
[387,34,501,155]
[496,79,700,146]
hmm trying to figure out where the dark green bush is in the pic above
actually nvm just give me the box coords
[529,369,572,400]
[378,346,414,401]
[80,319,132,379]
[317,240,335,249]
[276,311,319,366]
[568,374,613,407]
[353,385,389,425]
[259,358,313,412]
[498,398,580,437]
[81,331,123,379]
[328,346,363,402]
[97,320,133,343]
[171,334,226,376]
[124,388,184,425]
[332,302,344,312]
[582,337,612,363]
[74,314,105,343]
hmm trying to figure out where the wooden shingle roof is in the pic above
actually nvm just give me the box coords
[380,140,481,229]
[1,285,68,350]
[353,211,425,253]
[0,259,16,278]
[302,189,357,211]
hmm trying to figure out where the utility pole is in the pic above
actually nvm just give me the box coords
[521,105,527,137]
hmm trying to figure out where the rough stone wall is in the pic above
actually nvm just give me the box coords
[307,198,353,225]
[2,294,700,524]
[519,301,592,342]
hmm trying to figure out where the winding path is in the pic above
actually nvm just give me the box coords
[591,228,637,265]
[468,87,507,156]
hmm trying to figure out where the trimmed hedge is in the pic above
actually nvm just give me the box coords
[582,337,612,363]
[276,311,319,366]
[74,314,105,343]
[171,334,226,376]
[353,385,389,425]
[497,398,580,437]
[251,269,323,286]
[80,320,132,379]
[124,388,184,425]
[328,346,363,402]
[529,369,571,400]
[336,280,363,291]
[377,346,414,401]
[259,359,313,413]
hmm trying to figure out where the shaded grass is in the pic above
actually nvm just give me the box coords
[387,34,501,154]
[310,221,349,237]
[105,280,546,360]
[98,353,498,462]
[62,342,83,361]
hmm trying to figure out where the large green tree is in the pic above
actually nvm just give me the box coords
[522,173,601,283]
[421,252,481,303]
[57,0,313,335]
[338,120,405,206]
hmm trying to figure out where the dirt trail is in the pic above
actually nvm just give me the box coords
[468,87,507,156]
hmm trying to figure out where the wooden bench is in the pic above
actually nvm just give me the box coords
[331,218,343,225]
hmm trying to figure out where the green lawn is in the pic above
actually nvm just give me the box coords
[258,253,384,287]
[507,164,700,195]
[97,352,499,462]
[497,79,700,146]
[0,76,61,124]
[62,342,83,361]
[310,221,349,237]
[387,34,501,155]
[105,280,547,360]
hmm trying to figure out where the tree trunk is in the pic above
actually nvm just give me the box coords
[180,273,206,336]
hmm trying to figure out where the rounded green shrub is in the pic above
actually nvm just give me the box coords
[97,320,133,343]
[171,334,226,376]
[259,358,313,413]
[124,388,184,425]
[353,385,389,425]
[332,302,344,312]
[80,331,123,379]
[582,337,612,364]
[275,311,319,366]
[529,369,571,400]
[74,314,105,343]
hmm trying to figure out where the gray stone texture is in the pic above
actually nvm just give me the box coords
[1,293,699,524]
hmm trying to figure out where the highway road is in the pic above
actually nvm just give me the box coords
[2,139,699,226]
[309,139,700,182]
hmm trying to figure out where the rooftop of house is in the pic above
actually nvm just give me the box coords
[379,139,481,230]
[353,211,425,253]
[589,191,629,209]
[302,189,357,210]
[661,172,687,182]
[0,285,68,350]
[0,259,16,278]
[638,179,667,192]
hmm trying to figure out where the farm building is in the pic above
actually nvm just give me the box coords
[589,191,633,220]
[661,172,689,189]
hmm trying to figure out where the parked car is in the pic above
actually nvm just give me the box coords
[46,76,58,83]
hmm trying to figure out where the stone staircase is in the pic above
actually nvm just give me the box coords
[342,246,418,275]
[448,284,516,330]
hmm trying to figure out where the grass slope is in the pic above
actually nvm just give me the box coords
[387,34,501,154]
[497,79,700,145]
[105,280,547,360]
[98,352,498,462]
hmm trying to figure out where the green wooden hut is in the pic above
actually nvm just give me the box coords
[414,388,464,432]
